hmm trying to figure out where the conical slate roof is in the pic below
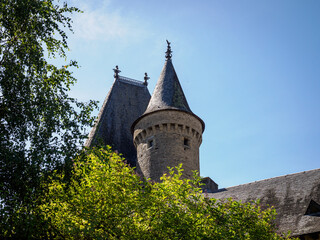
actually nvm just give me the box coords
[144,59,192,114]
[133,53,205,132]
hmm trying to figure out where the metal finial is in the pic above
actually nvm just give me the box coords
[165,40,172,60]
[113,65,121,79]
[143,72,150,86]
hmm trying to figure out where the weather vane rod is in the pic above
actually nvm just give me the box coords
[165,40,172,60]
[143,72,150,86]
[113,65,121,79]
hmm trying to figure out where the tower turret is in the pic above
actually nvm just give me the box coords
[132,41,205,181]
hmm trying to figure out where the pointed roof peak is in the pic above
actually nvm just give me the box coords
[132,42,205,132]
[139,43,204,131]
[144,57,191,114]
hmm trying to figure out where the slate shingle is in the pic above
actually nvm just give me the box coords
[85,76,151,166]
[208,169,320,236]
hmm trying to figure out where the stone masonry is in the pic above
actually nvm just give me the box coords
[133,110,203,181]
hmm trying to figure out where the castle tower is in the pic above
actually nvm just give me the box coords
[85,66,151,166]
[132,42,205,181]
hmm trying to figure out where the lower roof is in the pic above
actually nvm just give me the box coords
[208,168,320,236]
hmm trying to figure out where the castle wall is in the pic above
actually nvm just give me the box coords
[133,110,203,181]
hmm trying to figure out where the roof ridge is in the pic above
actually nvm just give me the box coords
[118,75,146,87]
[220,168,320,190]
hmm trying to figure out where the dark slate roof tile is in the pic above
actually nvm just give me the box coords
[208,169,320,236]
[144,59,191,114]
[85,77,151,166]
[132,59,205,132]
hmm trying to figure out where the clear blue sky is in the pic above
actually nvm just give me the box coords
[64,0,320,188]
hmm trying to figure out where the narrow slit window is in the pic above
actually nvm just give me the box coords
[184,138,190,147]
[148,139,154,148]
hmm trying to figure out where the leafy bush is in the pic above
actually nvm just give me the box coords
[19,146,293,240]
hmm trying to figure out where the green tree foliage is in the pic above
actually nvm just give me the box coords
[0,0,97,222]
[17,146,293,239]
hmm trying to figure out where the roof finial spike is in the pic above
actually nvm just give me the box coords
[165,40,172,60]
[143,72,150,86]
[113,65,121,79]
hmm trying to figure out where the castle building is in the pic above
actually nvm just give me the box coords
[86,42,320,239]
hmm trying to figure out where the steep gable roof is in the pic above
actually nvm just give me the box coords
[208,169,320,236]
[85,75,151,166]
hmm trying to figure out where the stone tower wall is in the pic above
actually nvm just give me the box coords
[133,110,203,181]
